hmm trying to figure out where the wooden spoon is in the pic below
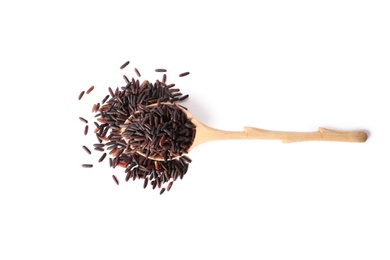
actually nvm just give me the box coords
[122,103,368,161]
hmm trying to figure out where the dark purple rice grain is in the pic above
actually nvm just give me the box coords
[109,158,113,167]
[162,74,167,84]
[179,94,189,101]
[112,175,119,185]
[120,61,130,69]
[167,181,173,191]
[125,172,131,182]
[102,95,109,104]
[160,188,166,195]
[143,178,148,189]
[155,68,167,72]
[172,93,182,98]
[82,145,91,155]
[105,140,116,146]
[95,103,100,112]
[182,155,192,163]
[94,147,105,152]
[123,75,130,84]
[184,122,195,128]
[96,133,102,143]
[112,157,118,168]
[86,86,95,94]
[79,117,88,124]
[84,125,89,135]
[78,91,85,100]
[134,68,141,77]
[178,104,188,110]
[108,87,115,97]
[82,164,93,168]
[98,153,107,162]
[179,72,190,77]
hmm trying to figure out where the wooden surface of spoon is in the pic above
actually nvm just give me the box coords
[122,103,368,161]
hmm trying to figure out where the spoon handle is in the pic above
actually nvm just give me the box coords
[194,125,367,147]
[243,127,367,143]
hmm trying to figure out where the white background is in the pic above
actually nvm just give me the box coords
[0,1,389,259]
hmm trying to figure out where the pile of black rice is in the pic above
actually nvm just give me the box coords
[79,61,193,194]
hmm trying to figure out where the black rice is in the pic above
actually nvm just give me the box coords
[98,153,107,162]
[167,181,173,191]
[86,86,95,94]
[179,72,190,77]
[96,133,102,143]
[102,95,109,104]
[80,62,194,193]
[120,61,130,69]
[78,91,85,100]
[82,164,93,168]
[123,75,130,84]
[112,175,119,185]
[179,94,189,101]
[84,125,89,135]
[79,117,88,124]
[122,103,196,160]
[182,155,192,163]
[82,145,91,155]
[125,172,131,182]
[134,68,141,77]
[108,87,115,97]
